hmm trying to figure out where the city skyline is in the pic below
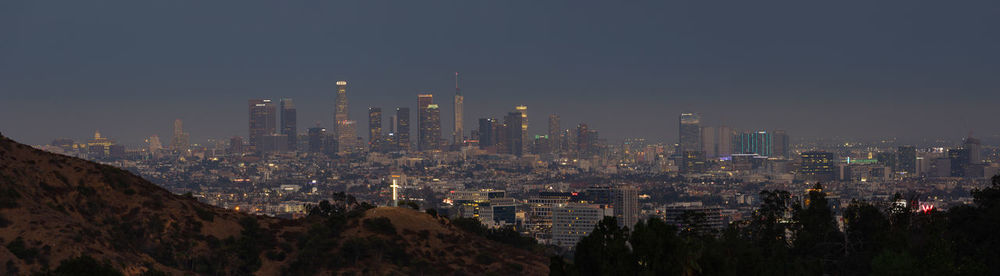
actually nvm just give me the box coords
[4,1,1000,145]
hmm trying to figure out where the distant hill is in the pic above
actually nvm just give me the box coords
[0,133,548,275]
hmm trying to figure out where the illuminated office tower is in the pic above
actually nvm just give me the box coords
[428,104,441,150]
[679,113,701,153]
[170,119,189,152]
[548,114,561,153]
[334,81,349,129]
[333,81,356,153]
[800,151,835,181]
[396,107,410,151]
[478,118,497,149]
[515,105,528,153]
[417,94,441,151]
[248,99,276,151]
[897,145,917,174]
[733,130,773,157]
[307,127,326,153]
[280,98,297,150]
[453,72,464,145]
[503,112,523,156]
[772,130,789,159]
[368,107,382,151]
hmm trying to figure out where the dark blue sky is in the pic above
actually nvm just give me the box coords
[2,0,999,145]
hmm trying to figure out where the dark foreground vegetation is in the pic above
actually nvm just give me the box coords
[552,175,1000,276]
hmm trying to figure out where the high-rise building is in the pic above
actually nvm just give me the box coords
[307,127,326,153]
[718,126,732,157]
[898,146,917,174]
[663,202,726,234]
[800,151,836,181]
[170,119,190,153]
[453,72,464,145]
[334,81,356,153]
[417,94,441,151]
[368,107,382,151]
[552,203,604,248]
[964,135,982,164]
[228,136,243,155]
[613,185,639,229]
[147,135,163,154]
[396,107,410,151]
[478,118,496,149]
[733,130,773,157]
[700,126,717,158]
[280,98,297,150]
[334,81,349,128]
[336,120,357,153]
[248,99,276,151]
[772,130,789,159]
[515,105,528,153]
[679,113,701,153]
[532,135,551,154]
[949,148,971,177]
[503,112,524,156]
[548,114,561,153]
[576,124,599,157]
[576,124,589,156]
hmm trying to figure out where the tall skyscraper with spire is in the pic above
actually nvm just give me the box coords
[453,72,464,146]
[334,81,356,153]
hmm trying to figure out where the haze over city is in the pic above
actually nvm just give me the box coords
[3,0,999,145]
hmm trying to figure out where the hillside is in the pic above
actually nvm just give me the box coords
[0,134,548,275]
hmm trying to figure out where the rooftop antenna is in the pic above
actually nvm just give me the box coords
[455,72,460,95]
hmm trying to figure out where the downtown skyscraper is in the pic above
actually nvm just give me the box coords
[248,99,276,151]
[334,81,357,153]
[503,112,523,156]
[170,119,189,153]
[548,114,560,153]
[280,98,297,150]
[396,107,410,151]
[678,113,701,154]
[368,107,382,151]
[733,130,773,157]
[515,105,528,153]
[417,94,441,151]
[453,72,464,145]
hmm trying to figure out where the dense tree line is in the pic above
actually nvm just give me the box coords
[553,175,1000,275]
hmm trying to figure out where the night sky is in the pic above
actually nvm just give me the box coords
[3,0,999,145]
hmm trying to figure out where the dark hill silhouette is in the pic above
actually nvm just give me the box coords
[0,133,547,275]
